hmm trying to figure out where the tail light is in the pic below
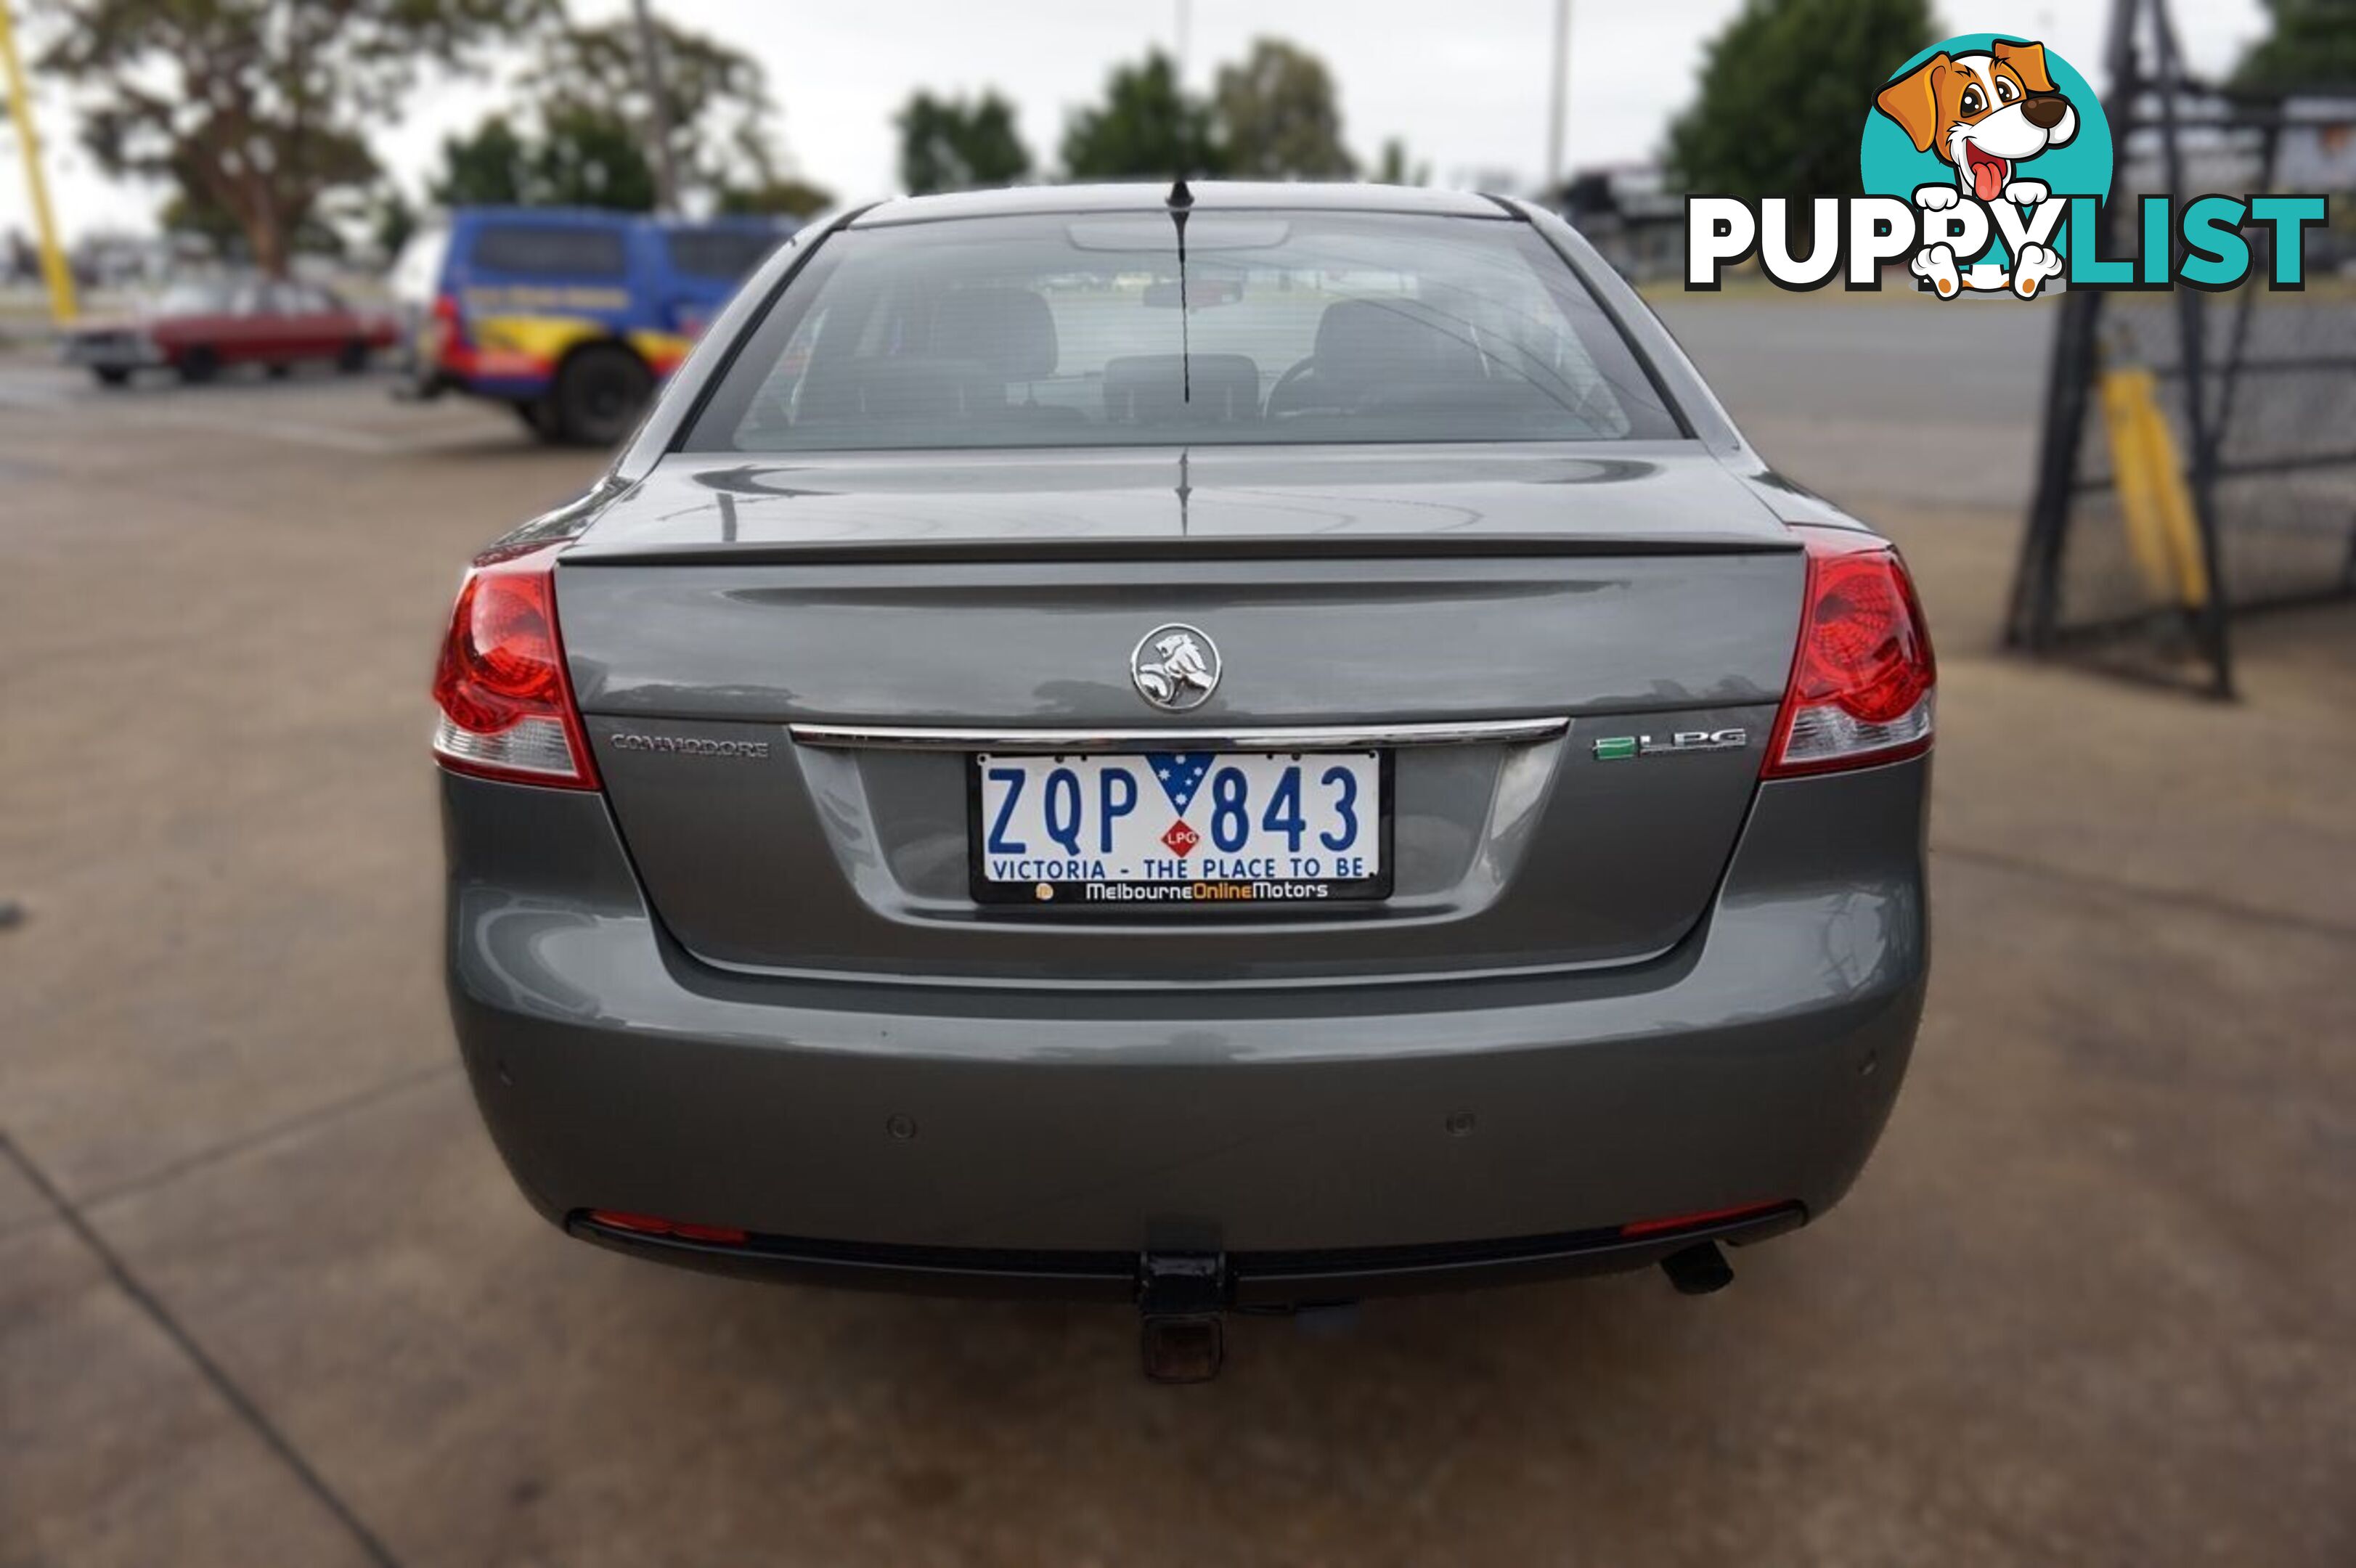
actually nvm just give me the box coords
[431,291,468,346]
[431,543,599,788]
[428,291,470,370]
[1763,529,1936,777]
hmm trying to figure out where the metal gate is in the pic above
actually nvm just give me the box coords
[2006,0,2356,695]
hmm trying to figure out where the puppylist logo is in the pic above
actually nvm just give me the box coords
[1687,33,2330,297]
[1872,37,2095,297]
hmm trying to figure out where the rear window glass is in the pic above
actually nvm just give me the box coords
[271,283,338,313]
[666,226,780,279]
[682,211,1680,452]
[157,282,235,314]
[469,224,627,279]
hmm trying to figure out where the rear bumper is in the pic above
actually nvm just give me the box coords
[566,1201,1809,1305]
[444,757,1927,1275]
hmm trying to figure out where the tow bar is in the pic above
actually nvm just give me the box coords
[1134,1240,1735,1381]
[1137,1251,1227,1383]
[1660,1240,1735,1296]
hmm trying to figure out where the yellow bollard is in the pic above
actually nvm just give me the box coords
[2100,361,2209,608]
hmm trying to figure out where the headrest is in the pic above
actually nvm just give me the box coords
[1311,298,1480,385]
[1102,354,1262,423]
[930,287,1058,382]
[793,356,993,423]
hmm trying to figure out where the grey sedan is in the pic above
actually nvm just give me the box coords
[433,182,1933,1381]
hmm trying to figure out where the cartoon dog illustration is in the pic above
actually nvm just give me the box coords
[1875,40,2079,298]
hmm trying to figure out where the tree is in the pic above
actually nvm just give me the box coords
[160,186,346,258]
[526,104,660,211]
[896,89,1032,194]
[157,189,245,254]
[524,16,780,203]
[714,177,836,218]
[1666,0,1933,203]
[1374,138,1430,186]
[36,0,553,277]
[432,115,535,208]
[1214,38,1354,178]
[433,107,658,211]
[373,189,419,258]
[432,17,811,215]
[2234,0,2356,93]
[1061,51,1226,179]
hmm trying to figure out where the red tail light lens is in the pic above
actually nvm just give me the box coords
[431,544,599,788]
[431,290,467,344]
[428,292,471,372]
[586,1211,749,1245]
[1764,530,1936,777]
[1619,1199,1794,1238]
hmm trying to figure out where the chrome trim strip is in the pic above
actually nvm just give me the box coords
[787,717,1570,752]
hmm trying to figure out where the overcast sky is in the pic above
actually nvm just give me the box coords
[4,0,2272,243]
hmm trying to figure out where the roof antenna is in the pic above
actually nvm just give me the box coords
[1166,180,1192,404]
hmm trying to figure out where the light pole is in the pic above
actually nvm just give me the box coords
[1544,0,1572,202]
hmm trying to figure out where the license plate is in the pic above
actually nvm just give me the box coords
[971,751,1388,908]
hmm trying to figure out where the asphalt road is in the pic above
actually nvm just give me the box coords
[3,328,2353,1567]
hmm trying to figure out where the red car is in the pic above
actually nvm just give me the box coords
[62,279,399,387]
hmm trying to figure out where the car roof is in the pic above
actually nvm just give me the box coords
[849,181,1512,228]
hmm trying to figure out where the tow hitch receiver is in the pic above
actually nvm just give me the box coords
[1138,1251,1227,1383]
[1660,1241,1735,1296]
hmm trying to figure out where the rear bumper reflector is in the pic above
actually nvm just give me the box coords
[584,1210,749,1245]
[1618,1199,1795,1238]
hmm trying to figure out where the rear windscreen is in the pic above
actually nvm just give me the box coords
[666,227,780,279]
[681,211,1680,452]
[469,224,627,278]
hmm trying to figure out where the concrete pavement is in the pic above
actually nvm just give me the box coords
[2,330,2351,1566]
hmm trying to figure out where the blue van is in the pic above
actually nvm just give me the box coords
[391,208,798,444]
